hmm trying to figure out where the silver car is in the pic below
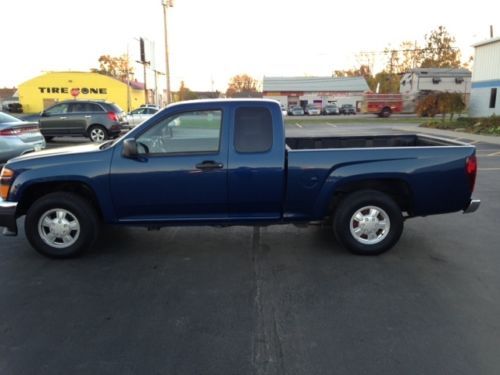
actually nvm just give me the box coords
[305,105,321,116]
[289,106,305,116]
[0,112,46,164]
[124,106,159,128]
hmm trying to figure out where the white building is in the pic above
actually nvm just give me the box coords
[469,37,500,117]
[262,76,369,111]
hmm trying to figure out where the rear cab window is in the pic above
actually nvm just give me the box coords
[234,107,273,153]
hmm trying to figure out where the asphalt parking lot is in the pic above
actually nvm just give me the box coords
[1,122,500,374]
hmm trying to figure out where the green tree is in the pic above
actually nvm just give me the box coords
[420,26,462,68]
[176,81,199,101]
[373,71,400,94]
[226,74,259,97]
[91,54,133,81]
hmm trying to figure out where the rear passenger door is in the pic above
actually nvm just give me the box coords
[227,105,286,219]
[67,102,91,134]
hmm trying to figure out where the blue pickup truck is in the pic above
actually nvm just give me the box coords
[0,99,480,258]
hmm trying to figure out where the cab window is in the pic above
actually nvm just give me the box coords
[136,110,222,155]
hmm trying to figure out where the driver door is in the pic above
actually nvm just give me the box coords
[109,108,228,222]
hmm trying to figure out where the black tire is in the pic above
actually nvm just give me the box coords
[333,190,403,255]
[88,125,108,143]
[381,107,392,118]
[44,136,54,142]
[25,192,99,258]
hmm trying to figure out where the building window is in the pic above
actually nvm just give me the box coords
[432,77,441,84]
[490,88,497,109]
[455,77,464,84]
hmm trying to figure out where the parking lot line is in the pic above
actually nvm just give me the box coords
[479,167,500,171]
[487,151,500,157]
[295,123,303,128]
[327,123,337,127]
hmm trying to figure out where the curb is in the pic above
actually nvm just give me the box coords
[399,125,500,146]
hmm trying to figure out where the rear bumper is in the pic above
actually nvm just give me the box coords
[0,199,18,235]
[463,199,481,214]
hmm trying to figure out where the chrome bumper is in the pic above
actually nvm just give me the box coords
[0,199,18,236]
[463,199,481,214]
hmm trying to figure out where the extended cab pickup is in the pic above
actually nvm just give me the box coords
[0,99,480,258]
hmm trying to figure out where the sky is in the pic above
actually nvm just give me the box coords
[0,0,499,92]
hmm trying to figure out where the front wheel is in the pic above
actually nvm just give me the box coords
[333,190,403,255]
[25,192,100,258]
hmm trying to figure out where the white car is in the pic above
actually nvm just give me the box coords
[280,105,287,117]
[125,107,159,128]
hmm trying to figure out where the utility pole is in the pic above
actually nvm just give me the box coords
[153,70,165,105]
[162,0,173,105]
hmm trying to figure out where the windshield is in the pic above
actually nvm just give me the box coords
[0,112,21,124]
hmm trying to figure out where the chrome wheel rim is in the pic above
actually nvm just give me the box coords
[90,128,105,142]
[38,208,80,249]
[350,206,390,245]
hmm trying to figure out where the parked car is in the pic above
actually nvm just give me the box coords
[38,100,127,143]
[0,112,45,164]
[289,106,304,116]
[305,104,321,116]
[125,107,159,128]
[322,104,340,115]
[0,99,480,258]
[339,104,356,115]
[2,102,23,113]
[140,104,160,110]
[280,105,287,117]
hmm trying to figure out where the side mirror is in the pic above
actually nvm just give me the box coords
[122,138,138,158]
[40,111,47,117]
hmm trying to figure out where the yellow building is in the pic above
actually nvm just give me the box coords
[18,71,146,113]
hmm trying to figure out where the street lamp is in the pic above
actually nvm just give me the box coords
[162,0,173,105]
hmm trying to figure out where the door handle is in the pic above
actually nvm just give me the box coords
[195,161,224,170]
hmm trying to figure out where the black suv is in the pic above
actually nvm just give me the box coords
[39,100,126,142]
[339,104,356,115]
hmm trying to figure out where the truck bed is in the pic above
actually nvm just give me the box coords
[284,133,476,220]
[285,134,463,150]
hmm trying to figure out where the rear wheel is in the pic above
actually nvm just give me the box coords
[25,192,99,258]
[44,136,54,142]
[380,107,392,118]
[88,125,108,143]
[333,190,403,255]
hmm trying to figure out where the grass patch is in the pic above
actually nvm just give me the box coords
[420,115,500,136]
